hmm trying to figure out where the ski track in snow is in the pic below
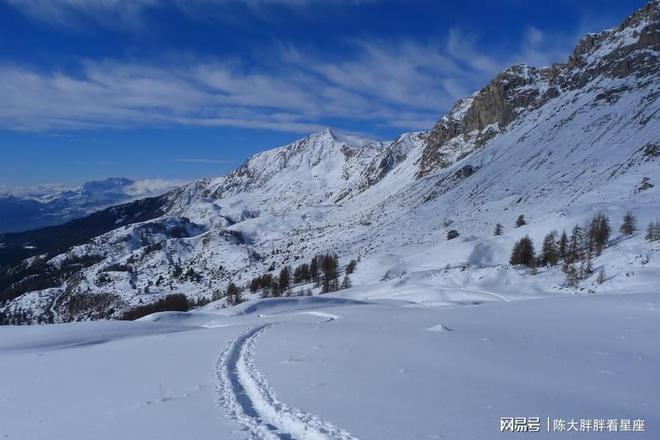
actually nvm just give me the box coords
[215,323,359,440]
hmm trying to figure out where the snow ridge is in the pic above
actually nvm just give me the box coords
[216,324,359,440]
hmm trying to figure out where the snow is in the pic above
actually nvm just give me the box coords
[1,290,659,439]
[0,4,659,437]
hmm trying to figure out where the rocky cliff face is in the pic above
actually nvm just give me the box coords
[417,0,659,178]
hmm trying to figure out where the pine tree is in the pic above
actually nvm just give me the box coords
[620,211,636,235]
[271,281,281,298]
[567,225,583,263]
[515,215,526,228]
[565,264,579,288]
[557,230,568,262]
[494,223,504,236]
[340,275,352,290]
[446,229,460,240]
[321,254,339,293]
[279,266,291,293]
[580,250,593,279]
[510,236,536,267]
[596,267,606,285]
[646,221,660,241]
[589,213,611,256]
[310,256,320,287]
[346,259,357,275]
[227,282,241,305]
[540,231,559,266]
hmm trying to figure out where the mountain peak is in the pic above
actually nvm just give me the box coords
[307,128,377,149]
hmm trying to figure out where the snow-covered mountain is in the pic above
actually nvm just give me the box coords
[0,177,182,233]
[1,1,658,324]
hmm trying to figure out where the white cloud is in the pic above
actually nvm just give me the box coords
[0,23,577,134]
[6,0,369,28]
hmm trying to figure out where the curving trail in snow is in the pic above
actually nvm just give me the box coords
[215,324,359,440]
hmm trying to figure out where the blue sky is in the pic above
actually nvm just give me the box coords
[0,0,647,186]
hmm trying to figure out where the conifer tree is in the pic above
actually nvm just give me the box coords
[567,225,584,263]
[557,230,568,262]
[346,259,357,275]
[646,221,660,241]
[227,282,241,305]
[540,231,559,266]
[565,264,579,288]
[510,236,536,267]
[279,266,291,293]
[310,256,320,287]
[620,211,636,235]
[588,212,611,255]
[515,215,526,228]
[321,254,339,293]
[494,223,504,236]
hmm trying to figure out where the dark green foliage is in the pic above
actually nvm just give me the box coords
[293,263,311,283]
[227,282,242,304]
[310,256,320,287]
[567,225,584,264]
[620,212,636,235]
[588,212,610,256]
[494,223,503,236]
[446,230,460,240]
[340,275,352,289]
[645,220,660,241]
[557,230,568,262]
[278,266,291,293]
[346,259,357,275]
[121,294,189,320]
[564,264,580,288]
[540,231,559,266]
[0,254,104,304]
[510,236,536,267]
[319,254,339,293]
[515,215,526,228]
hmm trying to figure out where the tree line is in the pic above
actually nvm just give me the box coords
[242,254,357,303]
[508,211,656,287]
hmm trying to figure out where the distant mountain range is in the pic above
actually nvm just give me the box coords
[0,178,182,233]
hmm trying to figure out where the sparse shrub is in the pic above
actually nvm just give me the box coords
[494,223,504,236]
[515,215,526,228]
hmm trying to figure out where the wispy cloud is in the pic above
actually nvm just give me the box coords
[0,24,576,134]
[6,0,370,28]
[175,158,237,164]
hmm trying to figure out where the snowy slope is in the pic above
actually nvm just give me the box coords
[0,1,659,323]
[1,293,658,439]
